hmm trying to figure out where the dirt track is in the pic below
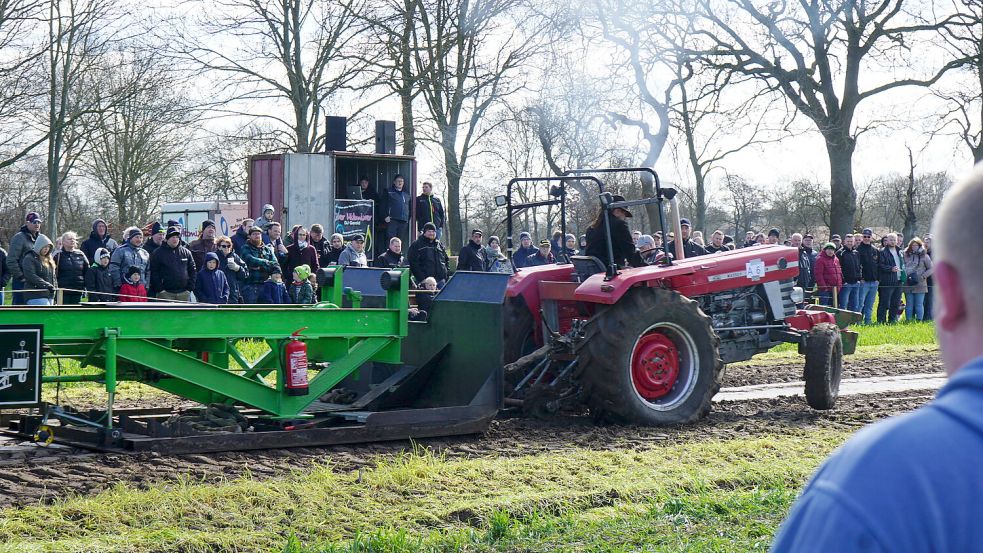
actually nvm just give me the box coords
[720,348,942,387]
[0,384,937,508]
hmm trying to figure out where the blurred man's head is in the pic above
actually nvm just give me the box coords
[790,233,802,248]
[932,164,983,375]
[711,230,724,247]
[844,234,855,249]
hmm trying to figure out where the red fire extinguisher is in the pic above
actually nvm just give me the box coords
[284,327,309,396]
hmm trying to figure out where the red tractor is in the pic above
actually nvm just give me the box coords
[501,168,858,425]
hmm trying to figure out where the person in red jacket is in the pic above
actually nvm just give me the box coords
[283,225,320,280]
[814,242,843,307]
[119,266,148,302]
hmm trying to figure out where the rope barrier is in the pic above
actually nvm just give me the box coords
[10,287,195,304]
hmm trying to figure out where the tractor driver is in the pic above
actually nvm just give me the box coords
[585,195,643,268]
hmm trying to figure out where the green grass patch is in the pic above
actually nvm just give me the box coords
[41,340,273,405]
[0,431,850,553]
[767,320,936,356]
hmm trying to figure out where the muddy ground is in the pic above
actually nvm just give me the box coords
[720,348,942,388]
[0,385,937,508]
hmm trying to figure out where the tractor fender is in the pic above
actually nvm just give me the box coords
[504,264,575,317]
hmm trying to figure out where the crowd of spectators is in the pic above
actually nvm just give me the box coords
[0,203,934,324]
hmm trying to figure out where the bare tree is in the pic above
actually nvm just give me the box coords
[412,0,538,249]
[0,1,48,169]
[357,0,422,155]
[898,147,919,239]
[84,52,197,229]
[587,0,680,231]
[671,59,781,232]
[932,0,982,163]
[44,0,129,236]
[189,125,283,201]
[722,173,763,236]
[678,0,977,236]
[174,0,370,153]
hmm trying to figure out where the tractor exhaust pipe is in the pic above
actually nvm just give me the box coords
[670,196,685,261]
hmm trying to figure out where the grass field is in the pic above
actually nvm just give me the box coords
[0,430,848,553]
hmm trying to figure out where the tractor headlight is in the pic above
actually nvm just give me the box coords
[791,286,804,304]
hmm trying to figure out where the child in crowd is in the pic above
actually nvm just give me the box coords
[85,248,115,302]
[409,276,438,322]
[289,264,314,304]
[307,271,319,299]
[119,266,148,302]
[195,252,230,304]
[261,268,290,304]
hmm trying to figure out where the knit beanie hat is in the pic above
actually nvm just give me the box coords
[124,226,143,242]
[423,222,437,233]
[95,248,111,261]
[519,231,531,241]
[294,264,311,281]
[126,266,141,279]
[166,226,181,239]
[201,219,215,232]
[151,221,164,235]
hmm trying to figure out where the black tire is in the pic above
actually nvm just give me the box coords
[503,295,536,365]
[577,287,723,425]
[803,323,842,410]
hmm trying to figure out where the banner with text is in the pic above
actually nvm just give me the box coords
[334,199,374,260]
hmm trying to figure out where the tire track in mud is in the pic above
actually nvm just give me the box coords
[720,349,942,388]
[0,381,937,509]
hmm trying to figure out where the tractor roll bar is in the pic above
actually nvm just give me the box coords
[569,168,674,270]
[504,176,604,264]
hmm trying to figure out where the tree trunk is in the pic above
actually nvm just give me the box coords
[694,172,707,233]
[398,0,415,156]
[824,135,857,237]
[638,173,660,233]
[443,139,463,252]
[46,174,60,238]
[399,88,415,156]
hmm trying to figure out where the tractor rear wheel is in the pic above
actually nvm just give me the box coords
[578,287,722,425]
[503,296,536,365]
[803,323,842,410]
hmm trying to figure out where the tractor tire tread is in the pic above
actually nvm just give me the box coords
[803,323,842,410]
[577,287,723,425]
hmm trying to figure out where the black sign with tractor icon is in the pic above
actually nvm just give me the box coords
[0,326,42,407]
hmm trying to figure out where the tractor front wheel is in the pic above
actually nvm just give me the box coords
[802,323,843,410]
[578,287,722,425]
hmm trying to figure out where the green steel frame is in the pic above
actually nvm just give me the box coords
[0,267,411,423]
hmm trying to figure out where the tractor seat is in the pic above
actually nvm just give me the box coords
[571,256,606,282]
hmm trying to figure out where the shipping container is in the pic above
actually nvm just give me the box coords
[248,152,417,255]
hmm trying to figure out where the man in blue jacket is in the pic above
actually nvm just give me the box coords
[772,164,983,552]
[385,174,411,246]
